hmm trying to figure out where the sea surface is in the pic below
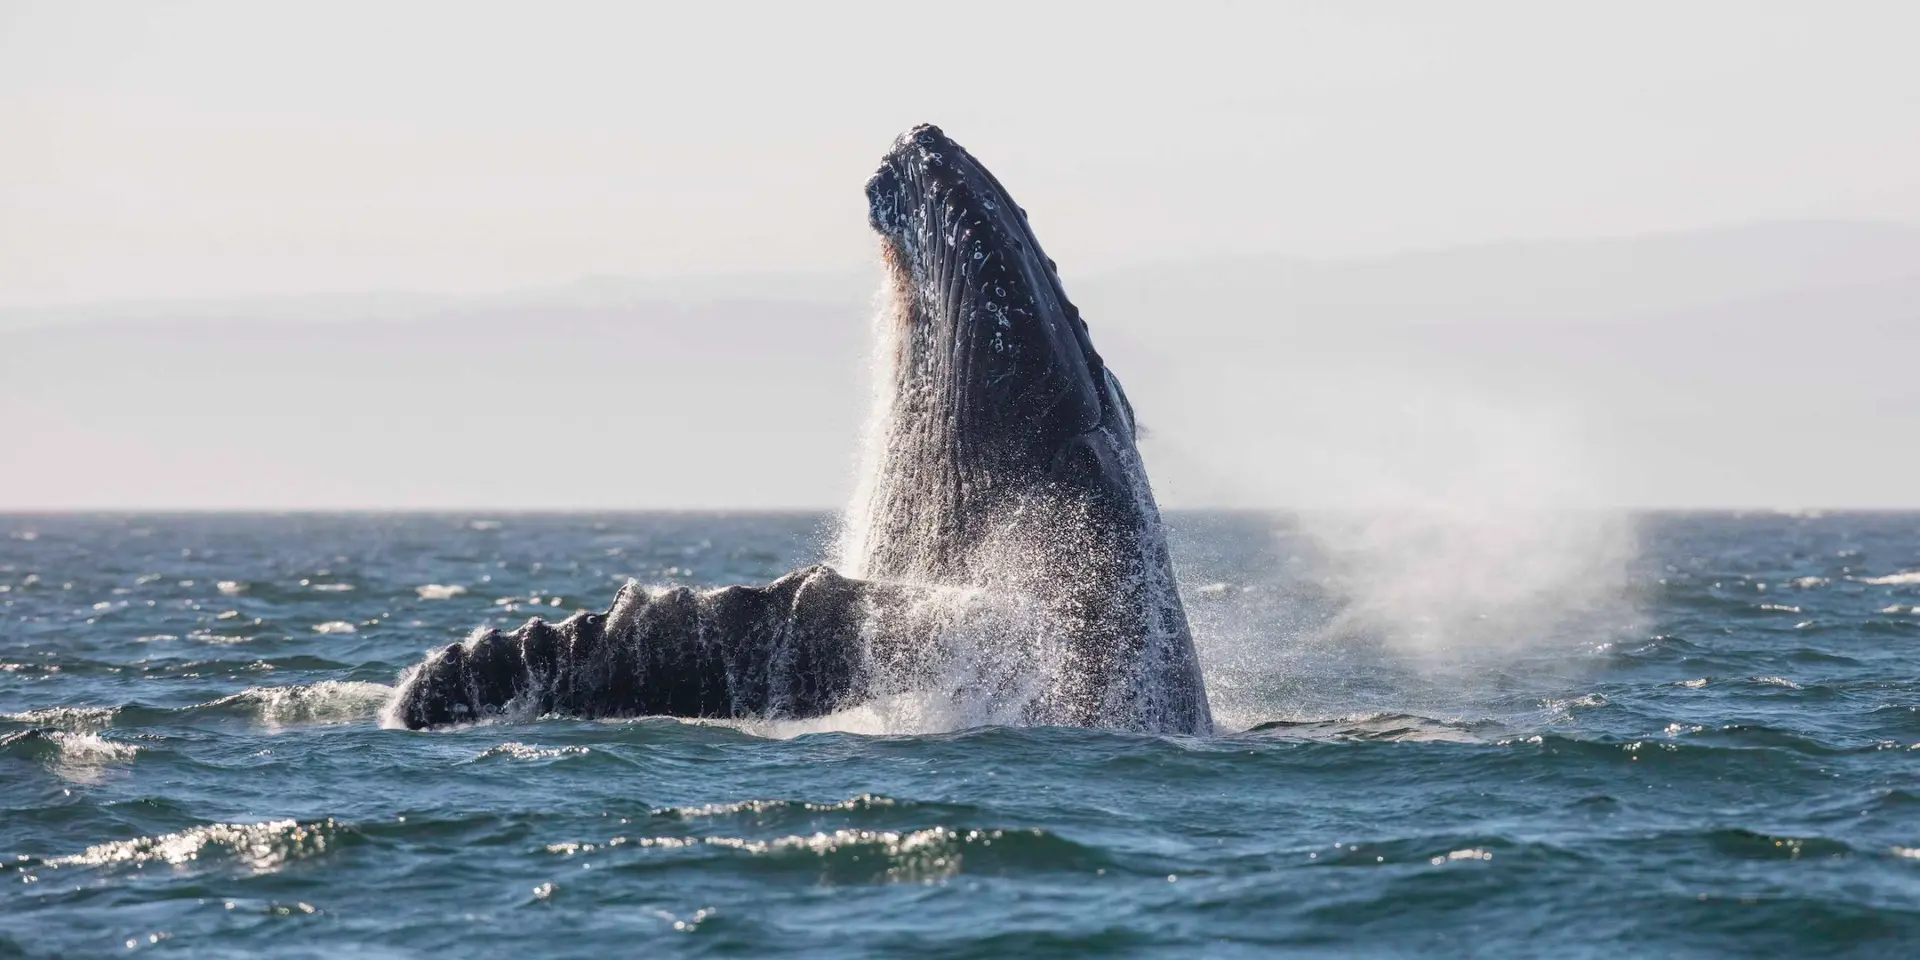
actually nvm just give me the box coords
[3,512,1919,957]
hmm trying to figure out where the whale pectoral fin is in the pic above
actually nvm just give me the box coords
[395,641,473,728]
[392,565,891,728]
[782,566,872,716]
[624,587,714,716]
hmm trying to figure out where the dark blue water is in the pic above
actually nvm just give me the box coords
[3,512,1919,957]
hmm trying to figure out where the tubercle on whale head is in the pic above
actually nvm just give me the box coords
[863,124,1136,481]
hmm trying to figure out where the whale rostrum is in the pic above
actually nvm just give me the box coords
[392,124,1213,734]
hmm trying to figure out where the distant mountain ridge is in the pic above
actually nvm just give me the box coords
[1079,219,1920,330]
[3,220,1916,509]
[8,219,1915,332]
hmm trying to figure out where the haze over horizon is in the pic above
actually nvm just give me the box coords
[3,1,1917,511]
[6,218,1918,512]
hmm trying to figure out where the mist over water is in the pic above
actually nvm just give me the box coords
[1290,394,1638,666]
[1128,350,1642,733]
[816,215,1653,739]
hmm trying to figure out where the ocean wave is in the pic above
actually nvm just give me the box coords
[1,728,140,784]
[3,682,392,736]
[720,690,1030,739]
[134,654,355,676]
[555,825,1108,884]
[471,742,592,762]
[43,818,348,874]
[1781,647,1864,665]
[1859,571,1920,586]
[1242,713,1493,743]
[2,705,120,730]
[1540,725,1873,759]
[1303,835,1524,868]
[1208,727,1903,767]
[194,680,394,726]
[653,793,902,821]
[1694,828,1855,861]
[0,728,139,763]
[624,794,982,835]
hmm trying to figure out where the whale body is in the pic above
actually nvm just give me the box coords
[392,124,1212,734]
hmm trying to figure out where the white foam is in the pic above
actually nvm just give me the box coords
[1860,571,1920,586]
[15,730,143,783]
[50,731,138,763]
[474,742,590,761]
[415,584,468,600]
[726,691,967,739]
[654,795,896,819]
[311,621,358,635]
[240,680,393,727]
[50,819,336,873]
[544,826,1001,883]
[4,706,119,730]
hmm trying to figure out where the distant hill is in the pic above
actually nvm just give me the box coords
[3,221,1916,509]
[1080,220,1920,331]
[1074,221,1920,510]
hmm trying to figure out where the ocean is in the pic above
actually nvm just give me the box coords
[3,511,1918,957]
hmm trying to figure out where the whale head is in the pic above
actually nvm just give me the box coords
[851,124,1209,732]
[858,124,1143,582]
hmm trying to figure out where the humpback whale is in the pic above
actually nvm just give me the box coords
[391,124,1212,734]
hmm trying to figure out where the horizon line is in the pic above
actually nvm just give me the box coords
[5,505,1918,516]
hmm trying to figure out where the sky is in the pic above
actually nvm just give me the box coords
[3,0,1917,308]
[2,1,1917,513]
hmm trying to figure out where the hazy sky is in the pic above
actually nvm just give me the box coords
[4,2,1918,513]
[3,0,1917,308]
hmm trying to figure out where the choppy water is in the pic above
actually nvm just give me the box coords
[3,512,1919,957]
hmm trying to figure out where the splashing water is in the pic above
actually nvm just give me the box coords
[830,262,1202,733]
